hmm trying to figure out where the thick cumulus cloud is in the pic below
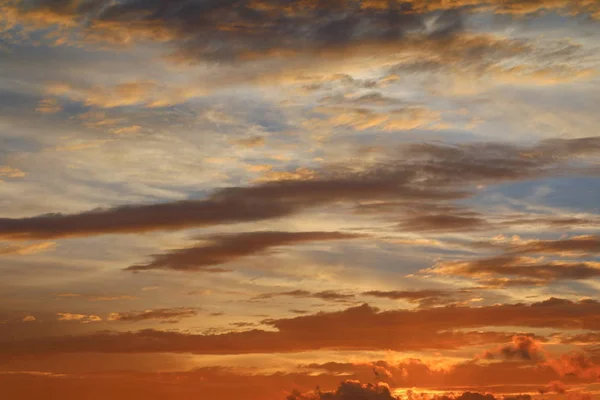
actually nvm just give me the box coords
[480,335,600,380]
[288,380,537,400]
[288,380,397,400]
[1,298,600,356]
[545,352,600,379]
[1,136,599,240]
[482,335,546,361]
[127,231,363,272]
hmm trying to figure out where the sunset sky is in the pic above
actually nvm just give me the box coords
[1,1,600,399]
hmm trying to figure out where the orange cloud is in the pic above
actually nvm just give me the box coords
[0,166,26,178]
[4,298,600,356]
[511,236,600,257]
[0,241,56,256]
[56,313,102,324]
[425,256,600,285]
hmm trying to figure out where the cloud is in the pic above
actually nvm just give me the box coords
[45,80,206,109]
[434,393,498,400]
[424,255,600,285]
[511,236,600,257]
[313,106,442,131]
[4,1,598,61]
[232,136,266,148]
[4,298,600,356]
[0,166,26,178]
[539,380,566,395]
[290,380,537,400]
[397,213,490,232]
[55,294,137,301]
[254,289,356,303]
[35,98,63,114]
[545,352,600,380]
[559,332,600,345]
[0,137,598,240]
[127,231,364,272]
[1,0,457,62]
[108,308,198,323]
[288,380,396,400]
[0,364,578,400]
[21,315,35,322]
[88,296,138,302]
[0,241,56,256]
[567,392,593,400]
[483,335,546,361]
[56,313,102,324]
[361,289,457,307]
[481,335,600,380]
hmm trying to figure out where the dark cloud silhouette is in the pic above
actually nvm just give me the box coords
[1,137,598,240]
[288,380,536,400]
[287,380,397,400]
[127,231,363,272]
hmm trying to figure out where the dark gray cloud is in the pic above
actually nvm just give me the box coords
[5,0,461,63]
[126,231,363,272]
[7,1,598,63]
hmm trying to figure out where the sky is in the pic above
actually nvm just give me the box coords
[0,0,600,399]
